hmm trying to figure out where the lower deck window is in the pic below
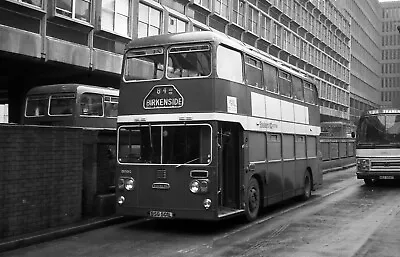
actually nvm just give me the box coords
[118,124,212,165]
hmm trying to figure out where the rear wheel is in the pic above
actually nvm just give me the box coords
[245,177,260,221]
[300,171,312,201]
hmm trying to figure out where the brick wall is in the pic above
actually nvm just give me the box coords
[0,124,83,239]
[81,130,116,217]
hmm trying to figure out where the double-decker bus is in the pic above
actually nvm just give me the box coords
[23,84,119,129]
[116,31,322,221]
[356,108,400,185]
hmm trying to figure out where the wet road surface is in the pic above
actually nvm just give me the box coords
[2,167,400,257]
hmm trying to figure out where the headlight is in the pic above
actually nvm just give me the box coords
[203,199,212,209]
[189,179,209,194]
[357,158,370,171]
[189,180,200,193]
[117,196,125,205]
[118,178,125,190]
[125,178,135,191]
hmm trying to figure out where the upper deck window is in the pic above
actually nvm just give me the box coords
[278,70,292,97]
[245,56,263,89]
[166,44,211,79]
[263,63,278,93]
[25,95,48,117]
[217,45,243,83]
[49,93,75,116]
[124,48,164,81]
[292,76,304,101]
[304,82,318,105]
[80,93,103,116]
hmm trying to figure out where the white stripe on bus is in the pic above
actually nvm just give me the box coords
[117,112,321,136]
[251,92,309,124]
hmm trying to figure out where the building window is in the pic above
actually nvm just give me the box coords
[101,0,130,36]
[247,6,258,34]
[138,3,161,38]
[232,0,245,27]
[168,16,186,33]
[21,0,42,7]
[260,14,271,40]
[274,23,281,47]
[56,0,91,23]
[214,0,229,19]
[193,0,211,9]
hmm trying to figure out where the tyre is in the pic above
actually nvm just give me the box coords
[300,171,312,201]
[245,177,260,222]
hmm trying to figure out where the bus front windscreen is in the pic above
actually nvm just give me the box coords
[124,48,164,81]
[358,114,400,145]
[118,124,212,165]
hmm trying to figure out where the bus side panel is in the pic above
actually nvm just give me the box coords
[294,158,308,195]
[213,80,249,115]
[307,136,322,188]
[308,103,320,127]
[266,162,283,205]
[76,116,117,129]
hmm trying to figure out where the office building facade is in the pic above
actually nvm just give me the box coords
[0,0,360,123]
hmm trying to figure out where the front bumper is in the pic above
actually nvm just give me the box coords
[356,171,400,180]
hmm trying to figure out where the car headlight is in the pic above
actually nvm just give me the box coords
[125,178,135,191]
[357,158,370,171]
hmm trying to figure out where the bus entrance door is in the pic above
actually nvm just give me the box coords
[217,123,242,217]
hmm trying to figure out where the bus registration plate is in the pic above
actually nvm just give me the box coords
[149,211,173,218]
[379,176,394,180]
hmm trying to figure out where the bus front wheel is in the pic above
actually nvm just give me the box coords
[300,171,312,201]
[245,177,260,222]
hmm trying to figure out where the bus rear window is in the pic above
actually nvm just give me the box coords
[49,94,75,116]
[124,48,164,81]
[118,124,212,165]
[167,44,211,78]
[25,96,48,117]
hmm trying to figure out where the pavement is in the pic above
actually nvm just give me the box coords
[0,164,356,254]
[0,215,130,253]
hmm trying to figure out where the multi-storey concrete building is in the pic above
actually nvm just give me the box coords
[337,0,382,123]
[0,0,366,124]
[380,0,400,108]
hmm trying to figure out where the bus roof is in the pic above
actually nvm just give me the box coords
[126,31,315,84]
[363,108,400,116]
[26,84,119,96]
